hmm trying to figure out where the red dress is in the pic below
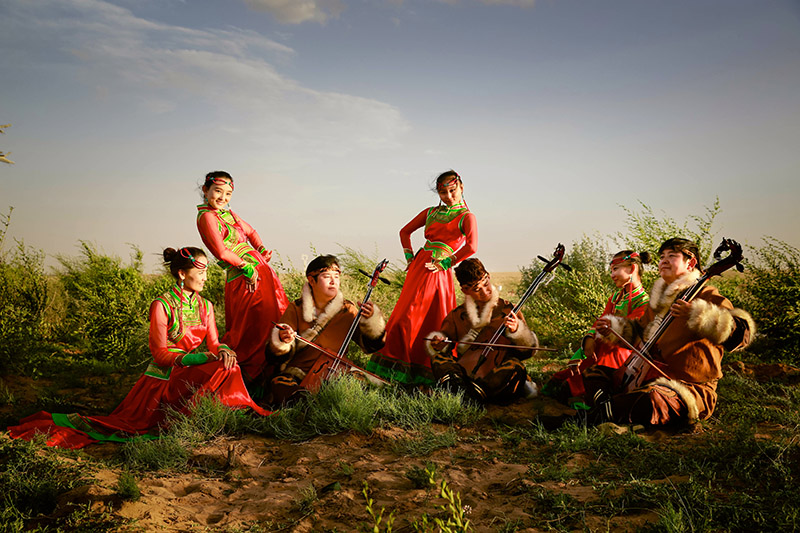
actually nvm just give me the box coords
[545,283,649,402]
[367,202,477,385]
[8,287,269,449]
[197,203,289,382]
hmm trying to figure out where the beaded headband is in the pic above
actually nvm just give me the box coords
[609,252,639,266]
[207,177,234,191]
[436,172,462,192]
[179,248,207,270]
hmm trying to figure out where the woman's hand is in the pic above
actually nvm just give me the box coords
[358,301,375,319]
[245,269,259,293]
[218,348,238,370]
[595,317,612,335]
[261,249,273,263]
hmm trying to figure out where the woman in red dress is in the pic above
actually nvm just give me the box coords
[544,250,651,406]
[367,170,478,385]
[197,171,289,384]
[9,247,268,449]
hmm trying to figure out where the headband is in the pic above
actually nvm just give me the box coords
[207,177,234,191]
[609,252,639,266]
[179,248,207,270]
[307,265,341,278]
[437,172,461,192]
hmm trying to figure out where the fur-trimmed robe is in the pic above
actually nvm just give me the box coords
[425,286,537,402]
[267,283,386,403]
[589,270,755,424]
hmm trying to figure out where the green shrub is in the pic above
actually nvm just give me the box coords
[55,242,168,366]
[517,236,611,350]
[115,471,141,501]
[119,434,190,471]
[737,238,800,363]
[0,241,50,375]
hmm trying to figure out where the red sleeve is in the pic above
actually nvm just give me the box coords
[399,209,429,251]
[232,211,265,251]
[197,211,245,268]
[452,212,478,264]
[148,300,176,367]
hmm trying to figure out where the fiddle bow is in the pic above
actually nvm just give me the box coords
[619,238,744,390]
[469,243,571,376]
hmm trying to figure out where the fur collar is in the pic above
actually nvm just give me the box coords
[649,270,701,316]
[464,285,500,328]
[300,282,345,337]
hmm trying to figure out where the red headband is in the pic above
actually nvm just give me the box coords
[437,173,461,192]
[610,252,639,266]
[207,177,234,191]
[180,248,207,270]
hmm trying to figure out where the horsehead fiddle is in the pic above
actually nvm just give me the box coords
[616,238,745,390]
[292,259,391,392]
[469,243,571,377]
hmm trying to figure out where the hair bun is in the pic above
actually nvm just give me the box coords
[639,251,652,265]
[163,247,178,263]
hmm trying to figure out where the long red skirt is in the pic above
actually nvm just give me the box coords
[223,262,288,382]
[8,361,269,449]
[367,250,456,385]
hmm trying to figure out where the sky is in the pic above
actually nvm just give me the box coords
[1,0,799,274]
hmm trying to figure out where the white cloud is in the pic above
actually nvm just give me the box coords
[243,0,345,24]
[0,0,409,156]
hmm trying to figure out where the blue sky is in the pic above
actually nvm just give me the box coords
[1,0,798,273]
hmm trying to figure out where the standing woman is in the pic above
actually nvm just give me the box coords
[9,247,268,449]
[197,171,289,384]
[367,170,478,386]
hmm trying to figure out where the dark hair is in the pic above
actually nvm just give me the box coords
[432,169,462,191]
[455,258,488,287]
[203,170,234,191]
[658,238,701,266]
[611,250,651,275]
[306,254,340,278]
[163,247,206,279]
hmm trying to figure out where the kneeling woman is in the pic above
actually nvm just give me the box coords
[9,247,269,449]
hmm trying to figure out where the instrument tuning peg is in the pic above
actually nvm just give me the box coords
[537,255,549,264]
[735,263,744,273]
[559,263,572,272]
[378,277,391,285]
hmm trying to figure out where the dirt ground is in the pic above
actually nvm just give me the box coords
[3,359,798,532]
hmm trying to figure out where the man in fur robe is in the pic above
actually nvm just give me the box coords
[584,238,755,426]
[267,255,386,405]
[426,258,539,403]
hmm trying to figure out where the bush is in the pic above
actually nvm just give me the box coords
[55,242,169,367]
[737,238,800,363]
[517,236,611,351]
[0,241,50,374]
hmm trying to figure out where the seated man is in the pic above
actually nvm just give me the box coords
[585,238,755,427]
[268,255,386,405]
[426,258,538,403]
